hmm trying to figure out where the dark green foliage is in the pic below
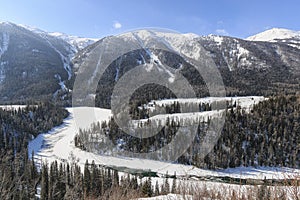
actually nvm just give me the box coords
[46,159,145,199]
[41,163,49,200]
[0,102,68,199]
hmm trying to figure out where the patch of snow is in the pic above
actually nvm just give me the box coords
[43,38,72,80]
[152,96,265,110]
[138,194,193,200]
[288,43,300,49]
[32,49,40,53]
[48,32,98,50]
[115,57,122,81]
[0,32,9,54]
[206,34,224,46]
[0,105,27,110]
[133,110,224,128]
[54,74,67,91]
[22,71,27,78]
[0,65,5,83]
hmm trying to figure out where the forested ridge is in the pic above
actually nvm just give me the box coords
[76,95,300,169]
[0,102,68,199]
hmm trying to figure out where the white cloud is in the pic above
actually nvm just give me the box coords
[215,29,229,36]
[113,21,122,29]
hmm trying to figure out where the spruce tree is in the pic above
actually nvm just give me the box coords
[41,163,49,200]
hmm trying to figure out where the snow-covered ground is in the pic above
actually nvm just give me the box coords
[135,96,265,127]
[28,102,300,181]
[134,110,224,127]
[150,96,265,109]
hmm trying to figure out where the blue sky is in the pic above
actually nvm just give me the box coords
[0,0,299,38]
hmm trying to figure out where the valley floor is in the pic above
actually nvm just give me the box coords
[28,105,299,180]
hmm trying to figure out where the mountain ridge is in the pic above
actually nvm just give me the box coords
[1,22,300,104]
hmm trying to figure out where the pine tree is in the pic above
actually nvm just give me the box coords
[154,180,160,196]
[41,163,49,200]
[83,160,91,196]
[171,172,177,194]
[162,172,170,195]
[142,177,153,197]
[113,169,119,186]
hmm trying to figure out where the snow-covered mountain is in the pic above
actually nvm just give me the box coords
[1,23,300,104]
[73,28,300,108]
[246,28,300,42]
[19,23,98,51]
[0,22,99,103]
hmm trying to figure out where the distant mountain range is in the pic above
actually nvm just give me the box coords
[0,22,299,104]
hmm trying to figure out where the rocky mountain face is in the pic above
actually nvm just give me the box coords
[0,23,299,105]
[0,22,96,103]
[198,33,300,96]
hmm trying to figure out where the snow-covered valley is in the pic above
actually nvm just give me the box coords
[28,97,300,183]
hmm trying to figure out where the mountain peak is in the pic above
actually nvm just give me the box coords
[246,28,300,42]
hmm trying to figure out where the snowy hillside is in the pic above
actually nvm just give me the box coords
[19,24,98,51]
[134,96,265,127]
[246,28,300,42]
[48,32,98,51]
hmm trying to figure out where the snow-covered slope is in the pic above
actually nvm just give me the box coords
[28,107,111,169]
[48,32,98,51]
[134,96,265,127]
[247,28,300,42]
[19,24,98,51]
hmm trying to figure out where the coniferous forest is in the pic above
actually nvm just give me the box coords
[0,102,67,199]
[76,95,300,169]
